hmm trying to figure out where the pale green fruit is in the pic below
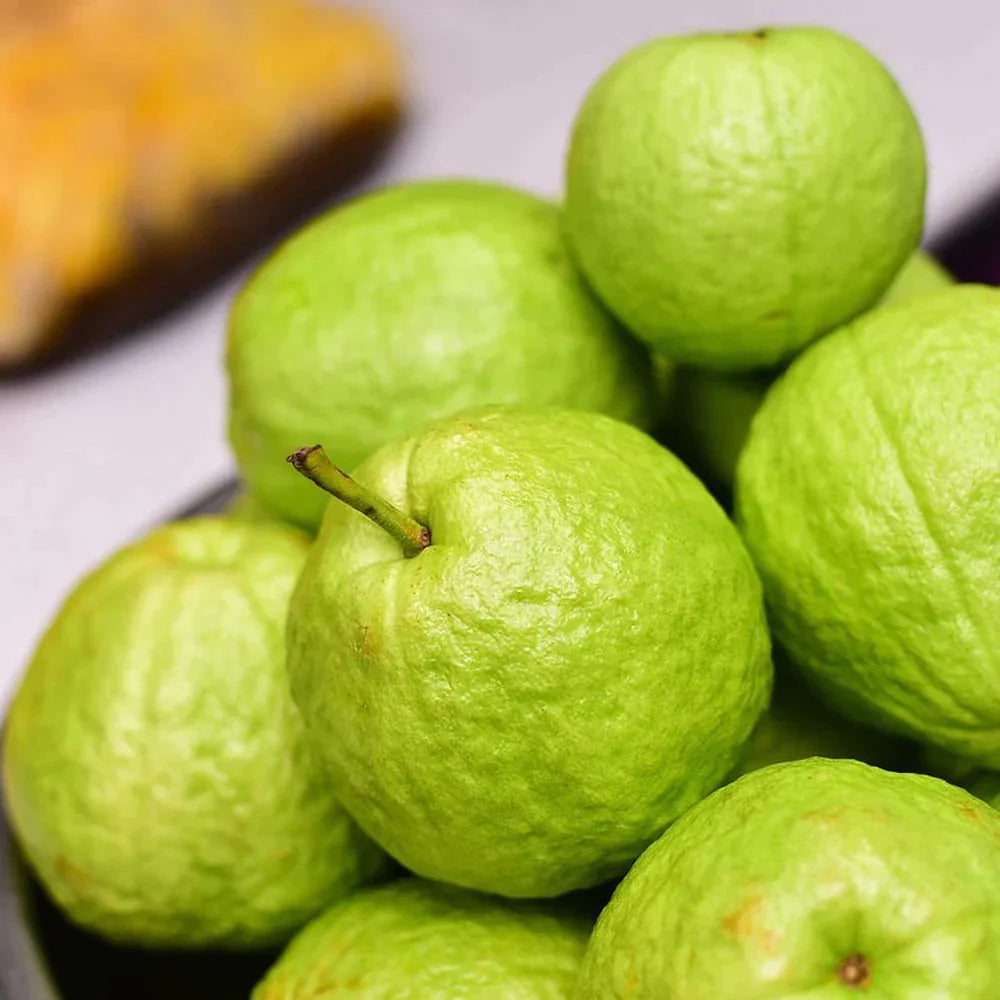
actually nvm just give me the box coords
[881,248,953,306]
[227,489,285,525]
[660,250,953,494]
[228,179,655,530]
[730,664,909,779]
[565,27,925,370]
[659,367,771,498]
[2,517,386,949]
[253,880,590,999]
[288,407,771,897]
[737,286,1000,765]
[577,759,1000,998]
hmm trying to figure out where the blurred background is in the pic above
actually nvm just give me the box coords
[3,0,1000,708]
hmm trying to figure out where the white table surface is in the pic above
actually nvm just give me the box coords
[3,0,1000,706]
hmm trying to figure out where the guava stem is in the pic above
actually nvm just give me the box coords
[287,446,431,557]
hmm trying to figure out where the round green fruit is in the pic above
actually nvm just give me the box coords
[661,250,953,494]
[659,366,772,498]
[3,517,386,949]
[253,880,590,999]
[228,179,655,529]
[881,247,953,306]
[737,285,1000,765]
[287,407,771,897]
[565,27,925,369]
[227,489,286,525]
[730,663,908,779]
[576,758,1000,998]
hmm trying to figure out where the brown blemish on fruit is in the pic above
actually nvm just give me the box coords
[802,806,846,824]
[258,973,362,1000]
[623,970,640,996]
[746,28,769,44]
[837,953,871,988]
[960,804,981,823]
[54,854,91,885]
[143,534,178,563]
[722,893,763,936]
[258,940,357,993]
[358,625,378,659]
[722,894,782,953]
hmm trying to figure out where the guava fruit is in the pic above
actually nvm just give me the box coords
[3,517,386,948]
[577,758,1000,998]
[737,285,1000,765]
[228,179,655,529]
[565,27,925,369]
[286,406,771,897]
[253,879,590,999]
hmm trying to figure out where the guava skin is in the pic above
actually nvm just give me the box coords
[3,517,386,949]
[565,27,925,370]
[253,880,591,999]
[730,664,909,780]
[227,178,655,529]
[288,407,772,898]
[658,251,954,496]
[576,758,1000,999]
[737,286,1000,765]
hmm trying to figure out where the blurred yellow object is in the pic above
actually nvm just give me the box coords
[0,0,402,368]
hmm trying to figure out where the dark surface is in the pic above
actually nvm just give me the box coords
[932,188,1000,286]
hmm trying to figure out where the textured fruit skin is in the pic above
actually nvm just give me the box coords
[227,178,655,529]
[661,250,953,493]
[737,286,1000,765]
[576,759,1000,999]
[2,517,386,949]
[253,879,590,999]
[730,663,908,779]
[288,407,771,897]
[565,27,925,370]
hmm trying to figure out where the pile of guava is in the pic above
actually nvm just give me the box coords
[7,24,1000,1000]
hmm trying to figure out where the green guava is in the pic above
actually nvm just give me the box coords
[880,248,953,307]
[286,407,771,897]
[2,517,386,949]
[659,366,772,499]
[227,178,655,529]
[918,748,1000,812]
[253,880,590,999]
[565,27,925,370]
[576,758,1000,998]
[737,285,1000,765]
[730,663,909,779]
[660,250,953,495]
[227,489,285,525]
[970,773,1000,815]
